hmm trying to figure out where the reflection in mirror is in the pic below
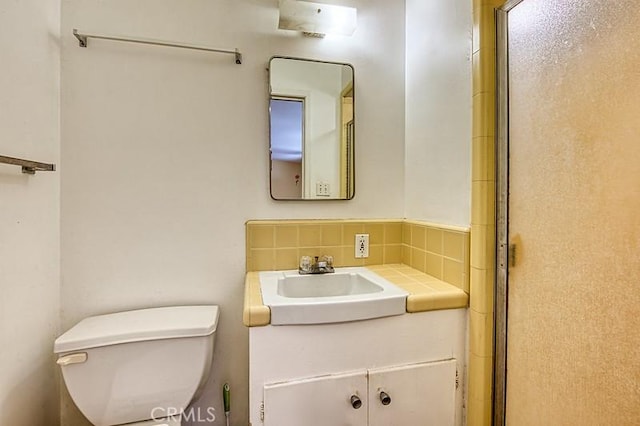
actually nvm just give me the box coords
[269,57,354,200]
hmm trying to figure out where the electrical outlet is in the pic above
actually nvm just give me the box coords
[355,234,369,258]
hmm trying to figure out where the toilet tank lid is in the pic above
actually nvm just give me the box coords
[54,305,220,354]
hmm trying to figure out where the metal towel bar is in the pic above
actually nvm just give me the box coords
[0,155,56,175]
[73,29,243,64]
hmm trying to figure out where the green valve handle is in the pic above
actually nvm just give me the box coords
[223,382,231,414]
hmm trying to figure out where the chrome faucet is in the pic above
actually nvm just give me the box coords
[299,255,335,275]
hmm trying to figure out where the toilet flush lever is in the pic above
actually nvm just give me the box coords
[57,352,87,366]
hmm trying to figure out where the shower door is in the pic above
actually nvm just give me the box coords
[499,0,640,424]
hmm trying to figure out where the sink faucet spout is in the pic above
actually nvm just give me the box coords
[299,255,335,275]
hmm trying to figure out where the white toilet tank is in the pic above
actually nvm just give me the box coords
[54,305,220,426]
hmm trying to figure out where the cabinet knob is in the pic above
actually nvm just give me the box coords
[379,391,391,406]
[350,395,362,409]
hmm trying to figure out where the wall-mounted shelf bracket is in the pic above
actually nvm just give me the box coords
[0,155,56,175]
[73,29,242,64]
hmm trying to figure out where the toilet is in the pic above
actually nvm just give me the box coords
[54,305,220,426]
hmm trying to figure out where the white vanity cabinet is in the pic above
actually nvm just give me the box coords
[250,309,467,426]
[263,370,368,426]
[368,360,456,426]
[262,360,457,426]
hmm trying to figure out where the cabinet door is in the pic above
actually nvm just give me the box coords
[368,359,457,426]
[263,370,368,426]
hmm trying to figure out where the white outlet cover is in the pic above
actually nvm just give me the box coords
[355,234,369,258]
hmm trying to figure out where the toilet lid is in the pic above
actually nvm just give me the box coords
[54,305,219,353]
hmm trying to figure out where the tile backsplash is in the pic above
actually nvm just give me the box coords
[246,219,470,293]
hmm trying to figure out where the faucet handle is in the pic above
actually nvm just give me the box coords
[299,256,312,273]
[322,255,334,268]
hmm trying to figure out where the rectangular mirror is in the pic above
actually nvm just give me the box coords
[269,56,355,200]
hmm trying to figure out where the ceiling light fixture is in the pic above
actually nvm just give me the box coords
[278,0,357,38]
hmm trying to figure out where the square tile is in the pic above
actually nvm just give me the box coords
[321,224,342,246]
[426,228,443,254]
[383,245,402,264]
[443,231,465,261]
[410,248,426,272]
[384,223,403,244]
[411,225,426,250]
[275,225,298,248]
[365,245,384,265]
[343,223,364,245]
[402,222,411,245]
[275,248,298,270]
[364,223,384,245]
[443,258,464,289]
[470,308,493,357]
[425,252,443,279]
[249,225,274,249]
[299,225,322,246]
[249,249,274,271]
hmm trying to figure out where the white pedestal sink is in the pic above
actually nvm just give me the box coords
[259,267,408,325]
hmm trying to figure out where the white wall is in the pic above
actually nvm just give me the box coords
[405,0,472,227]
[60,0,405,424]
[0,1,61,425]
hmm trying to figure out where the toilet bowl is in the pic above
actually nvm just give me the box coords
[54,305,220,426]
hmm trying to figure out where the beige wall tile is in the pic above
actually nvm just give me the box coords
[472,50,481,92]
[426,252,443,279]
[410,247,426,272]
[249,225,274,249]
[467,397,492,426]
[472,180,496,226]
[249,249,274,271]
[469,354,494,402]
[471,2,500,426]
[472,4,481,54]
[476,4,498,52]
[473,91,496,138]
[401,244,411,265]
[411,224,426,250]
[472,49,497,96]
[463,271,470,294]
[443,231,465,261]
[463,232,470,263]
[402,222,411,245]
[443,258,464,289]
[470,224,495,269]
[343,223,364,245]
[426,228,443,254]
[384,223,403,244]
[299,225,322,246]
[470,308,493,357]
[342,246,364,267]
[275,225,298,248]
[364,223,384,245]
[384,244,402,264]
[470,266,495,314]
[275,248,298,270]
[365,245,384,265]
[321,224,342,246]
[483,0,504,7]
[472,136,496,182]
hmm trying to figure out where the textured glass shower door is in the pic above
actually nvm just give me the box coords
[504,0,640,424]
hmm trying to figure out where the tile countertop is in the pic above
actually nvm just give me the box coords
[243,264,469,327]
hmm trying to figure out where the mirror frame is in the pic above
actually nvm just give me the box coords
[268,55,355,201]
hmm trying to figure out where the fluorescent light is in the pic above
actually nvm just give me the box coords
[278,0,357,37]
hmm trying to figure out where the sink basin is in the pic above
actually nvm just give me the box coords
[259,267,408,325]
